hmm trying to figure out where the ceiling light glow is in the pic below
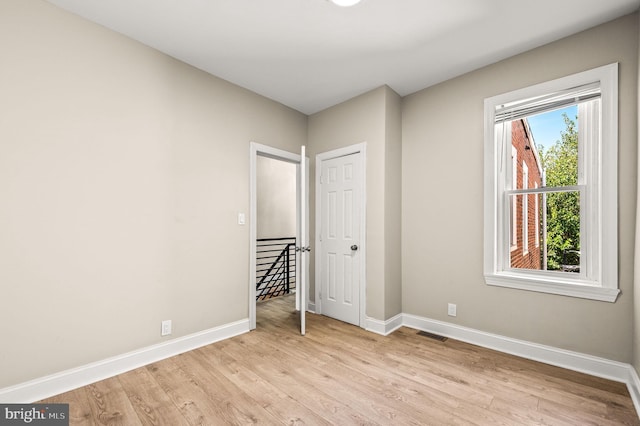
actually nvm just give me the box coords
[329,0,362,6]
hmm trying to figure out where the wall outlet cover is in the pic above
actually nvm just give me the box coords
[161,320,172,336]
[447,303,457,317]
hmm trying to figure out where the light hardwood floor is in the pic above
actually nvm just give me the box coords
[41,294,639,425]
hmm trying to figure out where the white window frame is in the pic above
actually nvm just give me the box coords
[483,63,619,302]
[522,161,529,256]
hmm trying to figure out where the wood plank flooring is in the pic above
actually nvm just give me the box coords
[40,295,639,425]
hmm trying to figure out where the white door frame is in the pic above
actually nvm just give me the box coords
[315,142,367,328]
[249,142,305,330]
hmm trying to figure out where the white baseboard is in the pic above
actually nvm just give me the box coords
[3,310,638,419]
[365,313,403,336]
[307,302,316,314]
[0,319,250,403]
[628,365,640,417]
[402,313,631,384]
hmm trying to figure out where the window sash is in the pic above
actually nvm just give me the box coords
[522,162,529,255]
[504,188,584,277]
[506,185,584,195]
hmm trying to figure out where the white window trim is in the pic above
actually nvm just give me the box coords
[483,63,619,302]
[510,144,518,251]
[522,161,529,256]
[534,182,539,248]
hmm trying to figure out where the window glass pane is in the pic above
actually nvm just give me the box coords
[508,191,580,273]
[545,191,581,272]
[527,105,578,188]
[509,193,543,270]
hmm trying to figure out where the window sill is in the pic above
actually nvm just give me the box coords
[485,273,620,302]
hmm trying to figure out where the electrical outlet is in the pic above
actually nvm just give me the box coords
[161,320,172,336]
[447,303,457,317]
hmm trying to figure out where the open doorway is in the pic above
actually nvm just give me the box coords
[249,143,308,334]
[256,156,297,323]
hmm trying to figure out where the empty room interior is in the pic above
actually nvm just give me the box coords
[2,0,640,424]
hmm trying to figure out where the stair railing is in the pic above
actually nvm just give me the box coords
[256,237,296,300]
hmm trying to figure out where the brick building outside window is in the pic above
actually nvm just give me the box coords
[509,119,543,270]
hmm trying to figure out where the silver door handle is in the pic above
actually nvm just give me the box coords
[351,245,358,251]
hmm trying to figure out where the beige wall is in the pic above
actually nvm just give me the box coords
[308,87,386,319]
[0,0,306,388]
[307,86,402,321]
[256,157,297,239]
[635,11,640,373]
[384,87,403,319]
[402,13,638,362]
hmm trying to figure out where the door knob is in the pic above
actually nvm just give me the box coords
[351,245,358,251]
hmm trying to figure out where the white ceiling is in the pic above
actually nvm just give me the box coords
[47,0,639,115]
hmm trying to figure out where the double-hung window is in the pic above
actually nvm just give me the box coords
[483,63,619,302]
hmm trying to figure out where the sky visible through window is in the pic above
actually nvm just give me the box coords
[527,105,577,152]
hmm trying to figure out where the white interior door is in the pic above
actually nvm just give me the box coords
[297,146,308,335]
[320,152,361,326]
